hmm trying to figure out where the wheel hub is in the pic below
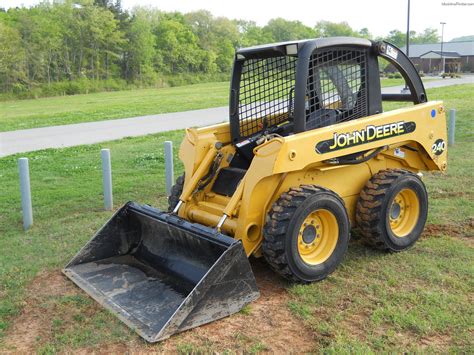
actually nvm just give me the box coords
[390,202,401,220]
[302,225,317,244]
[297,209,338,265]
[389,189,420,237]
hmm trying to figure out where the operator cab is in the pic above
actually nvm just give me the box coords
[212,38,427,195]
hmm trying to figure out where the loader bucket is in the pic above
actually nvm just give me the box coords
[63,202,259,343]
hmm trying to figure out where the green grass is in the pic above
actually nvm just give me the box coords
[0,84,472,352]
[0,82,230,132]
[0,78,429,132]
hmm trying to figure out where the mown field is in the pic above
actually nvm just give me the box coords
[0,85,472,353]
[0,78,426,132]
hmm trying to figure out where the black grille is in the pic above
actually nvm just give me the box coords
[238,56,297,138]
[306,48,368,129]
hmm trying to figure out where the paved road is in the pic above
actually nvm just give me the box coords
[382,75,473,93]
[0,106,228,157]
[1,76,472,158]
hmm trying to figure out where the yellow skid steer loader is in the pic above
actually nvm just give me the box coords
[64,38,447,342]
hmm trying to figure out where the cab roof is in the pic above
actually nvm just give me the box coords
[236,37,373,59]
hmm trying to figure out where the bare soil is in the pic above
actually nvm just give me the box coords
[1,270,82,354]
[2,259,315,354]
[423,219,474,244]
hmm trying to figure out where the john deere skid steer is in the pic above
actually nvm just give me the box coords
[64,37,447,342]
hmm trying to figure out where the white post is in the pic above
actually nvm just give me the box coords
[448,109,456,146]
[18,158,33,230]
[101,149,113,210]
[164,141,174,196]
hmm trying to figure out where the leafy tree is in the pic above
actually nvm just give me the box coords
[358,28,371,39]
[315,21,358,37]
[263,18,316,42]
[384,29,406,47]
[412,28,439,44]
[0,22,26,91]
[0,2,456,97]
[185,10,214,50]
[154,18,209,73]
[123,9,155,82]
[238,20,273,47]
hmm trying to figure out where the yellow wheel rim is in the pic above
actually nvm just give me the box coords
[297,209,339,265]
[389,189,420,237]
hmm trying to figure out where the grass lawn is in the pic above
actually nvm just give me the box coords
[0,82,230,132]
[0,85,472,352]
[0,78,433,132]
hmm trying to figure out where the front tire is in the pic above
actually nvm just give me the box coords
[262,185,350,283]
[356,169,428,251]
[167,174,184,212]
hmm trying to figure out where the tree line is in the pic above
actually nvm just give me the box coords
[0,0,441,98]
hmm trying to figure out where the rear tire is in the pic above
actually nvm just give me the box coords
[262,185,350,283]
[167,174,184,212]
[356,169,428,251]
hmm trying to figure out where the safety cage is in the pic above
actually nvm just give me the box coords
[306,47,368,129]
[229,38,427,144]
[236,56,298,139]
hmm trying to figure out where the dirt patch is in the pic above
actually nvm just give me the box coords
[158,259,314,353]
[419,333,453,349]
[424,219,474,241]
[2,259,314,353]
[1,270,82,353]
[430,190,472,199]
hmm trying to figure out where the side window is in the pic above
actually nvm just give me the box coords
[380,57,415,111]
[306,48,368,129]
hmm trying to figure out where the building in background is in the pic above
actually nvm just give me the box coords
[400,41,474,74]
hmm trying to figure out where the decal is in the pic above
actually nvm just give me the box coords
[236,139,250,148]
[386,45,399,60]
[315,121,416,154]
[394,148,405,158]
[431,109,436,118]
[431,139,446,156]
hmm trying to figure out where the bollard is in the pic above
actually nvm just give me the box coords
[101,149,113,211]
[164,141,174,196]
[448,109,456,146]
[18,158,33,230]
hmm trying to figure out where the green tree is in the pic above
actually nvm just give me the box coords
[123,9,156,82]
[358,27,371,39]
[154,18,209,73]
[315,21,357,37]
[385,29,406,47]
[185,11,239,72]
[238,20,273,47]
[412,28,439,44]
[263,18,316,42]
[0,22,26,91]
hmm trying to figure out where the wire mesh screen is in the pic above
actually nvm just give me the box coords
[306,48,368,129]
[238,56,297,138]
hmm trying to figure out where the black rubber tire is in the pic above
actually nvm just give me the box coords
[356,169,428,252]
[167,174,184,212]
[262,185,350,283]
